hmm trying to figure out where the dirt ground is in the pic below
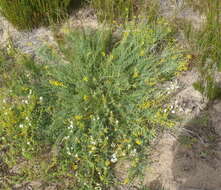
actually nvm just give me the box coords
[143,70,221,190]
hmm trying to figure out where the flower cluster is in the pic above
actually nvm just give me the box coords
[49,79,65,87]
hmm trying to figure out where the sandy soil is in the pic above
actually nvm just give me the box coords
[143,70,221,190]
[0,7,98,57]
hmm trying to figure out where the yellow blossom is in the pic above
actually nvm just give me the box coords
[105,160,110,166]
[123,178,129,184]
[109,54,114,61]
[132,72,139,78]
[72,164,78,170]
[159,58,165,64]
[83,95,89,101]
[172,55,178,60]
[83,77,88,82]
[145,79,157,86]
[49,80,64,87]
[123,139,130,143]
[123,31,129,39]
[140,101,152,109]
[140,50,145,56]
[178,61,188,71]
[186,54,193,60]
[135,139,142,145]
[101,52,106,57]
[60,25,70,34]
[74,115,83,120]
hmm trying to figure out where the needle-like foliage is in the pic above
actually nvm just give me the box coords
[0,0,72,30]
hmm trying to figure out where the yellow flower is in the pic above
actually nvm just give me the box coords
[101,52,106,57]
[132,72,139,78]
[159,58,165,64]
[49,80,64,87]
[145,79,157,86]
[178,61,188,71]
[60,25,70,34]
[72,164,78,170]
[123,139,130,143]
[167,27,172,33]
[105,160,110,166]
[140,101,152,109]
[123,178,129,184]
[123,31,129,39]
[83,95,89,101]
[83,77,88,82]
[109,54,114,61]
[74,115,83,120]
[135,139,142,145]
[186,54,192,60]
[140,50,145,56]
[172,55,178,60]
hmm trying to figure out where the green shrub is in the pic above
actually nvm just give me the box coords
[0,18,188,188]
[37,18,187,189]
[0,50,54,188]
[0,0,77,30]
[0,54,40,140]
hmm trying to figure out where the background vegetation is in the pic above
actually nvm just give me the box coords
[0,0,82,30]
[91,0,136,22]
[184,0,221,99]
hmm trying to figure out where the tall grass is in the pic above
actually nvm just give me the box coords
[91,0,142,22]
[91,0,160,26]
[197,0,221,71]
[0,0,72,30]
[185,0,221,99]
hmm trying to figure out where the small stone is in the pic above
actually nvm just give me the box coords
[184,108,192,114]
[45,185,58,190]
[213,101,221,113]
[29,181,42,189]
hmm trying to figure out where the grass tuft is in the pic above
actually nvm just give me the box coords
[0,0,80,30]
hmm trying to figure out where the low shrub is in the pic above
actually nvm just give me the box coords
[38,18,188,188]
[0,18,188,189]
